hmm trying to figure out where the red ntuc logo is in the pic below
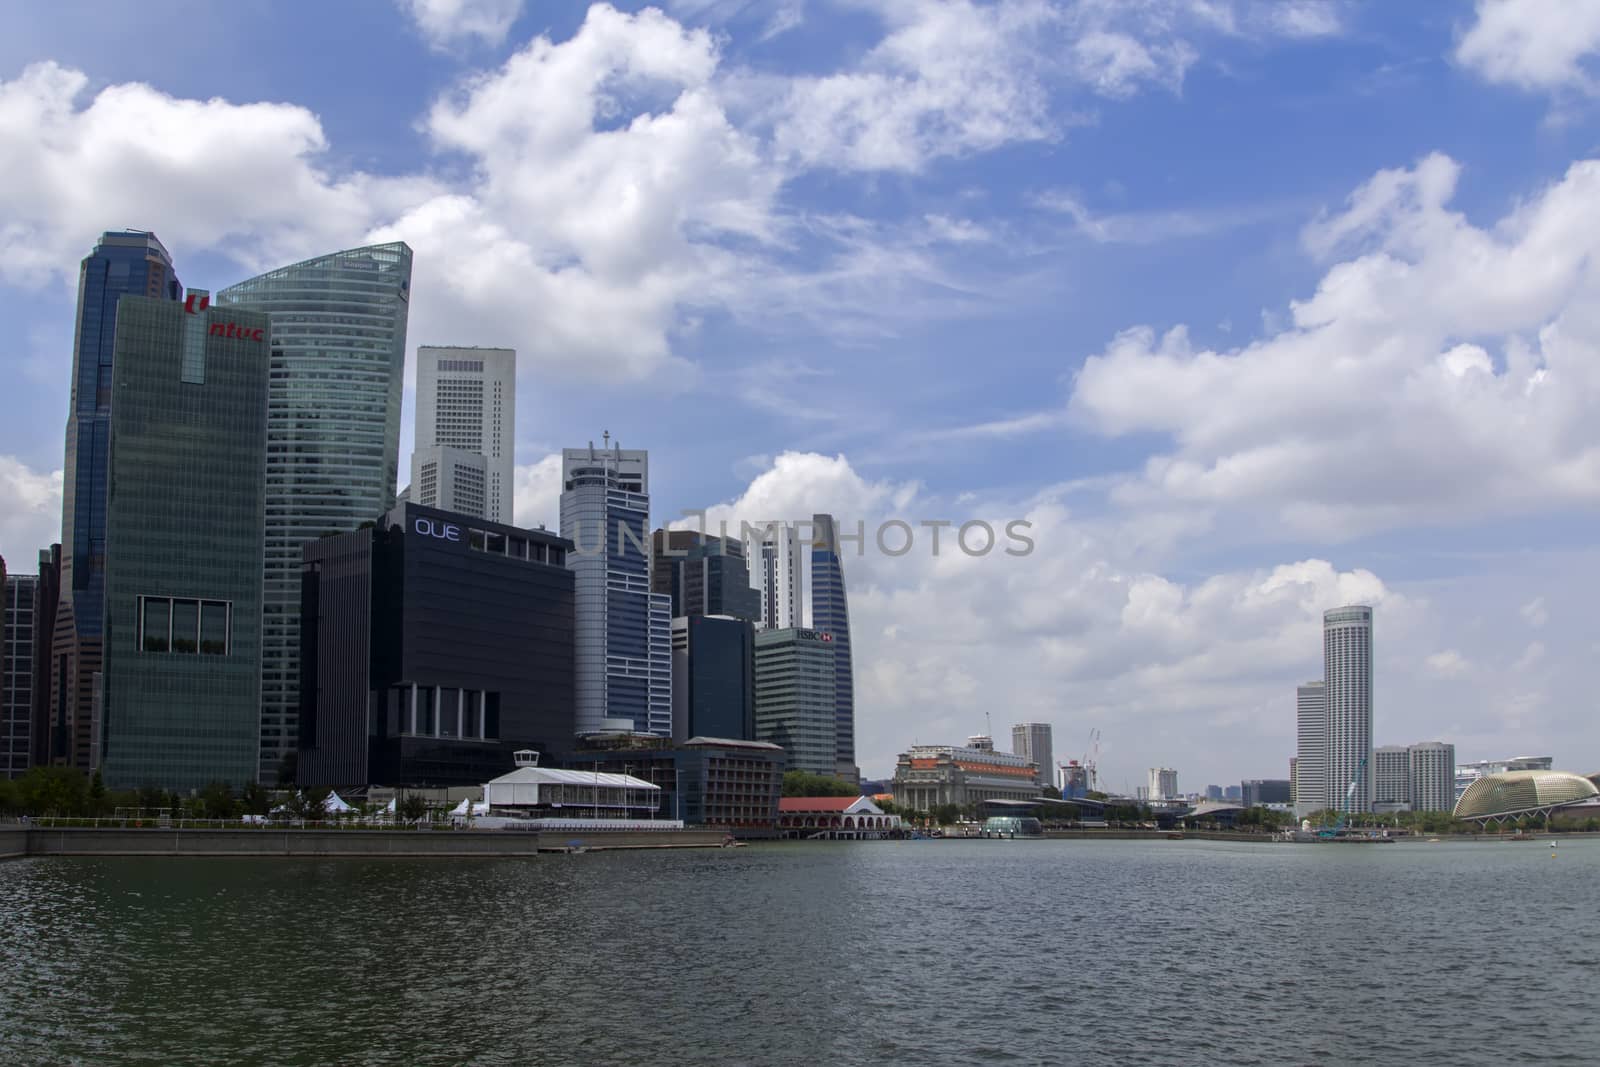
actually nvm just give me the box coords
[208,321,266,342]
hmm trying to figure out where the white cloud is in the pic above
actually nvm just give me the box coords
[1425,649,1469,678]
[0,456,62,567]
[1066,153,1600,541]
[511,453,563,531]
[1520,596,1548,628]
[401,0,525,50]
[1456,0,1600,93]
[1263,1,1342,40]
[1512,641,1546,672]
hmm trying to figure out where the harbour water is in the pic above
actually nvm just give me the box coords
[2,838,1596,1065]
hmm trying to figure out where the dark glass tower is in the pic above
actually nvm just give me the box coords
[52,232,181,772]
[219,243,413,783]
[99,294,270,790]
[810,513,856,779]
[651,529,760,622]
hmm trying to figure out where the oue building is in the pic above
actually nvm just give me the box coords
[296,503,575,790]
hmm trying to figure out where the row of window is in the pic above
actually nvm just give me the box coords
[137,596,232,655]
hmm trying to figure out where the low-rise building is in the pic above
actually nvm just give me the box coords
[777,796,901,839]
[568,731,785,832]
[481,750,677,830]
[891,742,1040,810]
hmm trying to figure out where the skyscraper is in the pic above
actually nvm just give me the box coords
[745,523,803,631]
[2,563,38,779]
[99,293,270,790]
[1323,605,1374,814]
[1407,741,1455,813]
[53,231,182,773]
[1294,681,1326,816]
[810,514,856,779]
[1148,767,1177,801]
[1011,722,1053,789]
[670,614,755,742]
[30,546,61,769]
[651,530,759,621]
[1373,744,1410,809]
[219,242,413,782]
[410,346,515,522]
[754,627,837,775]
[559,438,672,736]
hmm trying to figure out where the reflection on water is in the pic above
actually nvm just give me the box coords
[1,839,1596,1066]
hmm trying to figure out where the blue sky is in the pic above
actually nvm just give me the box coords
[4,0,1599,785]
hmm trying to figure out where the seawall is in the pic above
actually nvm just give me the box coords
[6,827,728,859]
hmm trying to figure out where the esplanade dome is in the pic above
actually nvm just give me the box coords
[1453,770,1599,821]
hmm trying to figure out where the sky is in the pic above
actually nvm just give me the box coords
[3,0,1599,788]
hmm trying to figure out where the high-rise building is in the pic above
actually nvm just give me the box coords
[559,438,672,737]
[410,346,515,523]
[1205,784,1224,801]
[1294,681,1326,816]
[1148,767,1178,801]
[1241,778,1291,807]
[219,242,413,782]
[1288,758,1298,807]
[1323,606,1374,814]
[1407,741,1456,813]
[670,615,755,743]
[810,515,857,780]
[1012,723,1053,789]
[2,563,38,778]
[98,293,270,791]
[745,522,803,631]
[1373,744,1410,810]
[29,546,61,769]
[298,503,575,788]
[754,627,837,776]
[651,530,759,621]
[52,231,183,774]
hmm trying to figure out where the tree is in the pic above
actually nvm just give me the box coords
[398,793,429,824]
[199,781,237,820]
[239,780,271,816]
[87,772,108,817]
[17,766,90,816]
[289,787,329,821]
[932,803,961,826]
[275,752,299,788]
[781,771,858,798]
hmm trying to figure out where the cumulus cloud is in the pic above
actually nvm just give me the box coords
[1425,649,1469,678]
[0,456,62,567]
[1066,152,1600,541]
[511,453,564,531]
[1456,0,1600,93]
[401,0,525,49]
[1520,596,1548,628]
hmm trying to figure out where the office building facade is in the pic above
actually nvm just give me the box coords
[1407,741,1456,813]
[559,440,671,736]
[810,514,857,779]
[52,231,183,774]
[99,295,270,791]
[651,530,759,622]
[670,614,755,742]
[410,346,515,523]
[569,733,786,831]
[2,565,37,778]
[298,503,575,788]
[1374,745,1410,811]
[1148,767,1178,802]
[745,522,803,631]
[1241,778,1291,807]
[753,627,837,776]
[29,546,61,768]
[1012,722,1053,790]
[1324,606,1374,813]
[1294,681,1327,816]
[219,242,413,782]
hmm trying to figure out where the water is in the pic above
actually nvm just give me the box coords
[2,838,1597,1065]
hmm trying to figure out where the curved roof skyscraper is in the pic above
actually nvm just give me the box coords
[220,242,413,781]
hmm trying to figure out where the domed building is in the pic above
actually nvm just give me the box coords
[1453,770,1599,824]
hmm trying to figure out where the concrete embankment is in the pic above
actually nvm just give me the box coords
[1039,829,1275,843]
[7,827,728,859]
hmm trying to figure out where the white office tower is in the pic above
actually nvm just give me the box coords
[1294,681,1327,816]
[1147,767,1177,802]
[412,346,515,522]
[1373,745,1410,810]
[1012,723,1053,788]
[560,438,672,737]
[744,522,804,630]
[1324,605,1374,814]
[1407,741,1456,813]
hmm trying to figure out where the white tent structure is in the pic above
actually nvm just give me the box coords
[325,791,353,814]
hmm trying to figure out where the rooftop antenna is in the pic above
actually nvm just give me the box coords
[602,429,610,448]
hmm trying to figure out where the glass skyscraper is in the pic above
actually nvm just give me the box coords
[1323,605,1374,814]
[99,294,270,790]
[219,242,413,782]
[809,513,856,779]
[52,231,182,772]
[560,440,672,737]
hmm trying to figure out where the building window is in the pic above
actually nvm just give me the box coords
[138,595,232,655]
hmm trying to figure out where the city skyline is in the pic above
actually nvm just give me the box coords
[2,3,1599,785]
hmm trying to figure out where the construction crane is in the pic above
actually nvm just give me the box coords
[1318,755,1368,839]
[1082,728,1101,793]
